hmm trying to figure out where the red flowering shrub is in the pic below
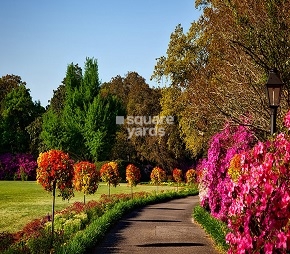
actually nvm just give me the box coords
[73,161,100,197]
[150,166,166,185]
[126,164,141,187]
[36,149,74,200]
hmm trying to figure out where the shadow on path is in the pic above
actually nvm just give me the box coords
[88,195,218,254]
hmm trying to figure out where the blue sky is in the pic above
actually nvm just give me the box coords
[0,1,201,106]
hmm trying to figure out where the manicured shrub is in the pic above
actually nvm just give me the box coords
[126,163,141,198]
[36,149,74,250]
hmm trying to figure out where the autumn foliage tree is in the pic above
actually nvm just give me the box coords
[153,0,290,157]
[172,168,183,190]
[36,149,74,244]
[185,169,196,186]
[73,161,99,204]
[126,164,141,187]
[126,164,141,197]
[150,166,166,191]
[100,162,121,196]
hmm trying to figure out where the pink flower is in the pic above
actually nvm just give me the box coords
[264,242,273,254]
[284,110,290,130]
[276,232,287,249]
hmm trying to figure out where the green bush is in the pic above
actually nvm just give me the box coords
[192,205,229,253]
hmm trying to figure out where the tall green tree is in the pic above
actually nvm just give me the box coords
[0,74,26,113]
[41,57,124,161]
[84,94,125,161]
[0,84,45,153]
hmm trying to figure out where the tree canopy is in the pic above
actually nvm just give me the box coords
[152,0,290,156]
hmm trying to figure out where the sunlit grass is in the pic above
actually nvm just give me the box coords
[0,181,175,233]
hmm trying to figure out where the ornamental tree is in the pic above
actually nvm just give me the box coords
[73,161,100,204]
[150,166,166,191]
[172,168,183,190]
[100,162,121,196]
[36,149,74,245]
[126,164,141,187]
[185,169,196,186]
[36,149,74,200]
[126,164,141,197]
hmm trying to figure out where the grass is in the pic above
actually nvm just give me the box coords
[192,205,229,253]
[0,181,175,233]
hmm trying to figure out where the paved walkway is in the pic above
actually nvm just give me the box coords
[89,195,218,254]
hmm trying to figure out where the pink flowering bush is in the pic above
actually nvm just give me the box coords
[226,134,290,253]
[0,153,37,180]
[199,111,290,253]
[198,123,255,221]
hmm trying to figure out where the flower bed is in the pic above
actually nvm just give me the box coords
[197,112,290,253]
[2,188,198,254]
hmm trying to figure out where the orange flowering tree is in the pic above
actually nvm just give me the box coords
[37,149,74,200]
[36,149,74,244]
[185,169,196,186]
[126,164,141,197]
[100,161,121,196]
[172,168,183,190]
[73,161,100,204]
[150,166,166,191]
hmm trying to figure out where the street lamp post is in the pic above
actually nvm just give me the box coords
[265,69,283,135]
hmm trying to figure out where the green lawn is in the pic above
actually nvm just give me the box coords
[0,181,175,233]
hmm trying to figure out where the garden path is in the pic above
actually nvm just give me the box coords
[89,195,218,254]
